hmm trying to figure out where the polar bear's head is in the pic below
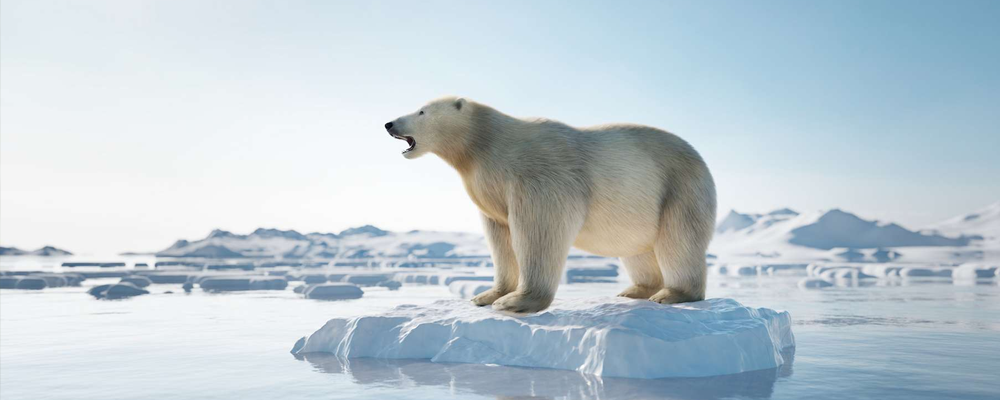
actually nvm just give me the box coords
[384,96,469,160]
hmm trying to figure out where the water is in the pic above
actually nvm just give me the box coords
[1,271,998,400]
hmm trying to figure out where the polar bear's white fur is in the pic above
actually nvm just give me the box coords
[385,97,716,313]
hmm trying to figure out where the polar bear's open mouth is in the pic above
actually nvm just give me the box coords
[391,134,416,154]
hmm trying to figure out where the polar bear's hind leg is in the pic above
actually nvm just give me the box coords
[649,176,715,304]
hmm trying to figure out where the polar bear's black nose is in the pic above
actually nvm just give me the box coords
[384,122,394,131]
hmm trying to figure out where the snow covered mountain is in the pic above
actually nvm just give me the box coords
[710,207,986,263]
[0,246,73,256]
[922,201,1000,241]
[154,224,614,260]
[147,202,999,262]
[716,209,800,235]
[715,208,971,250]
[155,225,491,259]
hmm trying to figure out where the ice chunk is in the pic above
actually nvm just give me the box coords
[831,268,871,280]
[727,264,761,277]
[448,281,492,299]
[393,272,423,284]
[862,264,904,278]
[303,274,329,284]
[443,275,493,286]
[899,267,952,278]
[303,283,364,300]
[102,283,149,299]
[88,282,149,299]
[205,263,255,271]
[708,265,728,275]
[14,277,47,290]
[0,277,19,289]
[199,276,288,291]
[2,272,85,287]
[378,280,402,291]
[394,272,475,286]
[0,277,47,290]
[343,273,393,287]
[133,271,192,284]
[61,262,125,268]
[28,274,68,288]
[813,267,875,281]
[952,263,998,280]
[61,273,86,286]
[78,271,130,279]
[798,278,834,289]
[292,298,794,379]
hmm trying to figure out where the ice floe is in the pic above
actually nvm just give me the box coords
[898,267,952,278]
[798,278,834,289]
[709,263,810,277]
[335,273,394,287]
[292,297,794,379]
[378,280,402,291]
[0,277,20,289]
[88,282,149,299]
[952,263,998,280]
[303,283,364,300]
[391,272,488,286]
[199,276,288,291]
[0,272,88,290]
[2,277,47,290]
[131,271,191,284]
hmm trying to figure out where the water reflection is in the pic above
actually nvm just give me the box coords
[298,350,794,400]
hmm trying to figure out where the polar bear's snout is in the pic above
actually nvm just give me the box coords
[385,120,416,154]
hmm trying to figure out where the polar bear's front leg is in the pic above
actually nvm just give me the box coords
[492,195,583,314]
[471,214,519,306]
[617,252,663,299]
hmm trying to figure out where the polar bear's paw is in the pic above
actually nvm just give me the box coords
[470,287,509,306]
[617,285,661,300]
[649,288,700,304]
[492,291,553,314]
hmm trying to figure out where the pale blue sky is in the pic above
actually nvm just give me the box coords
[1,0,998,255]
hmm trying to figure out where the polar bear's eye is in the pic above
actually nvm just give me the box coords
[419,111,424,115]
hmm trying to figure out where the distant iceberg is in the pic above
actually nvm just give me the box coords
[292,298,794,379]
[0,245,73,256]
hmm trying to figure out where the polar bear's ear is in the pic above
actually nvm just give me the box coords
[454,98,466,111]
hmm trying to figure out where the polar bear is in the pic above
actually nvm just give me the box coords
[385,97,716,313]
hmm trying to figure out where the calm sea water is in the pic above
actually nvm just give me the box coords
[1,268,998,400]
